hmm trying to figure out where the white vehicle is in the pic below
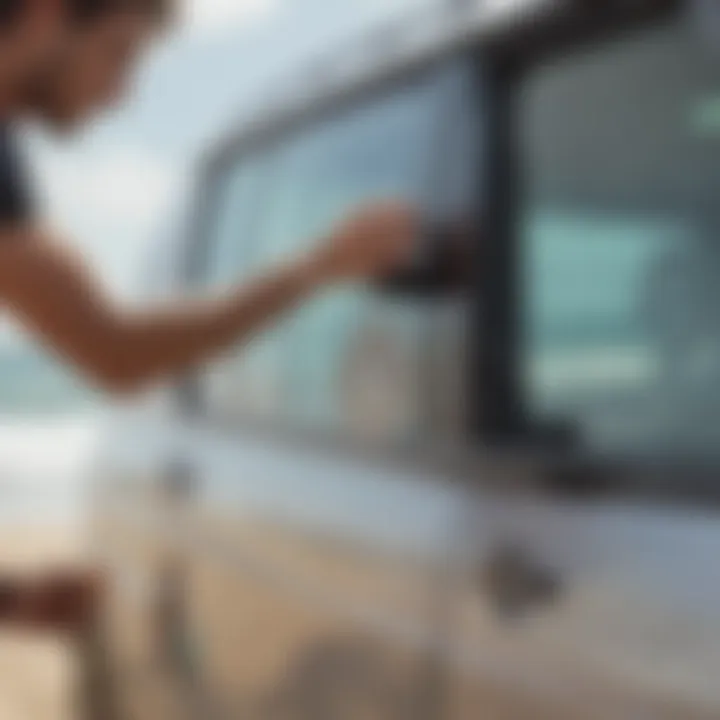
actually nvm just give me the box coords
[92,1,720,718]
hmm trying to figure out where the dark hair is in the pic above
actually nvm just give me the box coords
[0,0,172,26]
[69,0,173,23]
[0,1,23,25]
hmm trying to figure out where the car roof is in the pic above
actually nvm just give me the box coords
[205,0,557,166]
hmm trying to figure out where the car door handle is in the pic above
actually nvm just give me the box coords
[161,460,198,503]
[479,544,563,620]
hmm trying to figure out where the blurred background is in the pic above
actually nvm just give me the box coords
[1,1,719,719]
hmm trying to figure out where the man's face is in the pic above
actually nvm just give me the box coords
[30,12,157,129]
[0,0,64,89]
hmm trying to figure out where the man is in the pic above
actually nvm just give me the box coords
[0,0,416,628]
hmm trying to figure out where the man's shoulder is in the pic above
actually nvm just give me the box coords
[0,124,33,229]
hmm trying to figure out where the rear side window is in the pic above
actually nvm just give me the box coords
[200,75,447,444]
[520,17,720,457]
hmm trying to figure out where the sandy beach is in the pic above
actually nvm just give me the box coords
[0,523,88,720]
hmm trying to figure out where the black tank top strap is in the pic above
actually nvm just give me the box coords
[0,124,33,228]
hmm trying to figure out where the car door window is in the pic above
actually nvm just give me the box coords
[202,74,447,443]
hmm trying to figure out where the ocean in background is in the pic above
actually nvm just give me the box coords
[0,346,97,524]
[0,346,94,416]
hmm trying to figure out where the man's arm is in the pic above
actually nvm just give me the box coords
[0,204,414,394]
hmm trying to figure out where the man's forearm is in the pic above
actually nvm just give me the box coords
[0,203,413,395]
[0,233,331,394]
[106,257,327,392]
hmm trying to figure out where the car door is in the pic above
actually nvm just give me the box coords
[446,5,720,719]
[172,61,480,720]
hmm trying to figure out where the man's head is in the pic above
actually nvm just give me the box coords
[2,0,173,129]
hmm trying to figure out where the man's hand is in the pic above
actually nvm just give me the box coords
[307,202,417,285]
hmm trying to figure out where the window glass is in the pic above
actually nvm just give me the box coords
[202,157,273,415]
[206,157,268,286]
[277,91,438,433]
[204,75,446,442]
[521,19,720,455]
